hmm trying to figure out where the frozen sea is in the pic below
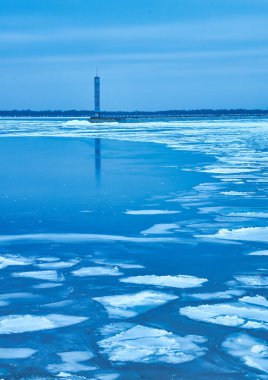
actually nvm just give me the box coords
[0,117,268,379]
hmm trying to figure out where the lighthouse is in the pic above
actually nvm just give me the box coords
[94,73,100,118]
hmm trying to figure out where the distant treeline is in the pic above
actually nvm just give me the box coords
[0,109,268,117]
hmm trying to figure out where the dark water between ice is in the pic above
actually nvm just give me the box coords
[0,117,268,379]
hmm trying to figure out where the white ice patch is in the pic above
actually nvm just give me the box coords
[180,302,268,330]
[125,209,180,215]
[48,351,96,373]
[188,289,244,300]
[93,291,178,318]
[72,266,122,277]
[249,250,268,256]
[0,255,33,269]
[42,300,73,308]
[12,270,62,282]
[0,348,37,359]
[35,260,79,269]
[120,275,207,289]
[141,223,180,235]
[200,227,268,243]
[98,324,207,364]
[234,275,268,287]
[0,314,87,334]
[222,333,268,374]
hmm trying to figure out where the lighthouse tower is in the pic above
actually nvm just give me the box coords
[94,72,100,118]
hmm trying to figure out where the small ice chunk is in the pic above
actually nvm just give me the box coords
[0,255,33,269]
[72,266,122,277]
[222,333,268,374]
[125,210,180,215]
[220,191,253,196]
[0,314,87,334]
[120,274,207,289]
[94,291,178,318]
[98,324,207,364]
[12,270,62,282]
[229,212,268,219]
[36,260,79,269]
[141,223,180,235]
[0,348,37,359]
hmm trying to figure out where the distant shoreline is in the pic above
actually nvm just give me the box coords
[0,109,268,118]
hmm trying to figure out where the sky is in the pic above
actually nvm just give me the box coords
[1,0,268,111]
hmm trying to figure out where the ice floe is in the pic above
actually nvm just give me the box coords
[222,333,268,374]
[141,223,180,235]
[93,290,178,318]
[180,301,268,330]
[120,274,207,289]
[0,314,87,334]
[0,348,37,359]
[249,250,268,256]
[200,227,268,243]
[0,255,33,269]
[12,270,62,282]
[0,233,178,244]
[240,295,268,307]
[229,212,268,219]
[34,282,63,289]
[220,191,253,196]
[234,275,268,287]
[92,259,144,269]
[188,289,244,300]
[125,209,180,215]
[36,260,79,269]
[98,324,207,364]
[201,167,256,174]
[48,351,96,373]
[72,266,122,277]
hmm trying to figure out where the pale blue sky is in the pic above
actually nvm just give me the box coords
[1,0,268,110]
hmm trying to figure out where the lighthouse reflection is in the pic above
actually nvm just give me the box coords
[95,138,101,184]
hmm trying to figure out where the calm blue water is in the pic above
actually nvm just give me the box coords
[0,117,268,379]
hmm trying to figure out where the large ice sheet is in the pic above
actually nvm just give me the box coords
[72,266,122,277]
[93,291,178,318]
[98,324,207,364]
[0,314,87,334]
[120,274,207,288]
[222,333,268,374]
[180,302,268,330]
